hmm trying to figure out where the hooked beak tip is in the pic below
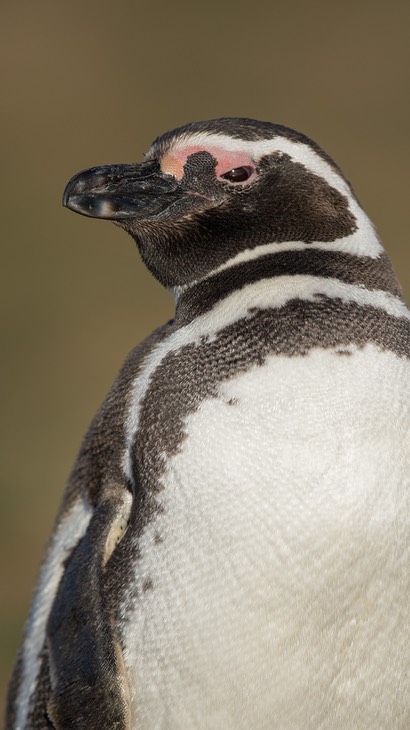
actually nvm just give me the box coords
[62,161,188,221]
[63,192,122,219]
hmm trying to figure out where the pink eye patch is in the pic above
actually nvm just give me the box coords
[161,145,256,185]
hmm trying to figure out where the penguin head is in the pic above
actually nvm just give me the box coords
[63,118,359,288]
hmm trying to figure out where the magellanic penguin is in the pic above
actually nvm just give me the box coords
[6,118,410,730]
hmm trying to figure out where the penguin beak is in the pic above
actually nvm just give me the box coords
[62,161,186,221]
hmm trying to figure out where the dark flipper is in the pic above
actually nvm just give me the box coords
[45,491,132,730]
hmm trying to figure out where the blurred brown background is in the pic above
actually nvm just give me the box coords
[1,0,409,718]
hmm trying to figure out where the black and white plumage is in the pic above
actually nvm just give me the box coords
[7,118,410,729]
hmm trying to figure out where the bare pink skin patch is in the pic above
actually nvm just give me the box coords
[161,145,257,186]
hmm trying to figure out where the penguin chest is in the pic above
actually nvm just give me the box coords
[121,344,410,729]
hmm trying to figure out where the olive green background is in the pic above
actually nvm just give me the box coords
[1,0,409,718]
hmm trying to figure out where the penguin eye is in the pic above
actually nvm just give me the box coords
[220,166,254,184]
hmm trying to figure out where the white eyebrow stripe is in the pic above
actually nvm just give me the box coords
[167,132,349,198]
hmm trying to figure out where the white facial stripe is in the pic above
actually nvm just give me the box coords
[16,497,92,729]
[160,131,379,267]
[122,275,409,484]
[169,224,382,309]
[169,228,384,301]
[202,230,384,283]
